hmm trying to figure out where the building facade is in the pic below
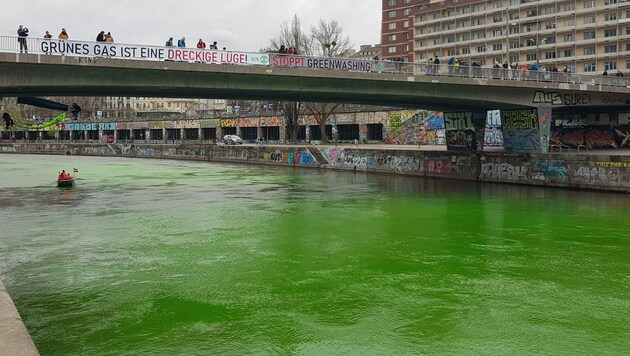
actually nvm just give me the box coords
[382,0,424,61]
[413,0,630,74]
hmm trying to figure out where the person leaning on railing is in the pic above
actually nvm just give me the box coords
[17,25,29,53]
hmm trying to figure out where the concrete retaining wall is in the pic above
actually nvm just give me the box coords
[0,280,39,356]
[1,142,629,192]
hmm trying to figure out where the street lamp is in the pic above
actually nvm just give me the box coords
[504,20,518,64]
[528,37,548,65]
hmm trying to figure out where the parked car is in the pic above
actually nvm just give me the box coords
[223,134,243,144]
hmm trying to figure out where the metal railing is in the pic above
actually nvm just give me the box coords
[1,35,629,87]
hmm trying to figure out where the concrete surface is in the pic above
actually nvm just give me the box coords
[0,280,39,356]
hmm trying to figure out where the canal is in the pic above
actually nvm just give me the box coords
[1,154,629,355]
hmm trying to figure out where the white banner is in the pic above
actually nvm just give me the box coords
[36,39,269,66]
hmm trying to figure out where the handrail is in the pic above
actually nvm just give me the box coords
[1,35,629,87]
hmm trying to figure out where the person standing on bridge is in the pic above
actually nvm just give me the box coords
[96,31,105,42]
[165,37,174,47]
[58,28,69,40]
[177,37,186,48]
[105,32,114,43]
[17,25,29,53]
[197,39,206,49]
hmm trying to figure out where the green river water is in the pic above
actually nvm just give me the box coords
[0,153,629,355]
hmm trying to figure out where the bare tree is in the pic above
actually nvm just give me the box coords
[303,102,341,144]
[310,19,352,57]
[267,14,314,55]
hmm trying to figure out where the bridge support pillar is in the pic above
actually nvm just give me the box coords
[538,107,552,153]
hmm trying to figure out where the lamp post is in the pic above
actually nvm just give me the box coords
[504,19,518,64]
[528,37,548,65]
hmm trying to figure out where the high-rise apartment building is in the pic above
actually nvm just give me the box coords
[413,0,630,74]
[382,0,424,61]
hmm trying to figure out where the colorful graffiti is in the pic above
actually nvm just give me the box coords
[385,111,445,145]
[550,127,623,149]
[444,112,476,151]
[501,109,540,151]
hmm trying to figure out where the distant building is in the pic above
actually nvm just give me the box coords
[381,0,422,62]
[413,0,630,74]
[101,98,226,120]
[350,44,382,60]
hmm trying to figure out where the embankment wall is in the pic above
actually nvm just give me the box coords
[1,142,629,192]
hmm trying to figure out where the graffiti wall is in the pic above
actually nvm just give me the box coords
[501,109,540,151]
[385,110,445,145]
[550,126,629,149]
[3,143,630,191]
[484,110,503,147]
[444,112,476,151]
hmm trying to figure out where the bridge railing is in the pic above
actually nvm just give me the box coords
[2,35,629,88]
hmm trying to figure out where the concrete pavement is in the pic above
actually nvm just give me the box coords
[0,280,39,356]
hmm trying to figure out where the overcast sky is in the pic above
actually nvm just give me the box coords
[2,0,381,52]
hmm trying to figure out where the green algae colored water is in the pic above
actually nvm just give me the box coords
[1,153,629,355]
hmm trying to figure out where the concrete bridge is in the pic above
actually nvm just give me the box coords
[1,52,630,112]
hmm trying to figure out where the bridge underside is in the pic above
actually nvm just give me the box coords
[1,54,630,113]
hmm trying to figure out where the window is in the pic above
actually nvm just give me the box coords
[605,45,617,53]
[476,4,485,11]
[605,29,617,37]
[627,43,630,51]
[388,35,397,41]
[404,9,412,16]
[493,1,502,9]
[403,33,409,40]
[584,63,596,72]
[565,3,575,11]
[388,47,397,53]
[404,0,411,3]
[545,37,556,44]
[493,16,503,23]
[527,10,538,17]
[462,47,470,54]
[403,44,409,52]
[605,61,617,70]
[493,44,503,51]
[509,41,520,49]
[447,36,456,43]
[526,53,537,61]
[477,18,486,25]
[584,31,596,39]
[493,29,503,37]
[546,22,556,30]
[476,31,486,39]
[388,0,396,5]
[388,23,396,30]
[388,11,396,18]
[463,7,471,14]
[564,49,574,57]
[584,16,595,24]
[584,0,595,8]
[605,0,617,4]
[565,19,575,26]
[605,13,617,21]
[403,20,410,28]
[545,52,557,59]
[477,46,486,53]
[584,47,596,55]
[544,6,557,15]
[462,33,472,41]
[626,60,630,69]
[564,34,575,42]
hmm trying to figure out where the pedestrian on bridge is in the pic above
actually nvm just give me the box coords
[177,37,186,48]
[17,25,29,53]
[197,39,206,49]
[96,31,105,42]
[58,28,69,40]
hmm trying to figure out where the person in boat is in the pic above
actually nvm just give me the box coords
[58,170,72,180]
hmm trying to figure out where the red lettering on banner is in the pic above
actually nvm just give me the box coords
[272,56,305,67]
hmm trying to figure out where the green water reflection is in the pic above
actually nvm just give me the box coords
[0,154,629,355]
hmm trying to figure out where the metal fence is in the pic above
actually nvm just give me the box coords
[1,35,628,87]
